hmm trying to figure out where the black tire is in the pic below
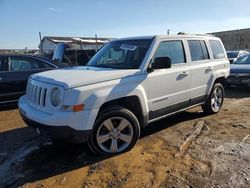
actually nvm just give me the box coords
[202,82,224,115]
[88,105,140,155]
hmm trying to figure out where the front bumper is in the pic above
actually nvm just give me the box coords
[20,112,91,143]
[18,95,98,143]
[18,96,98,130]
[227,75,250,86]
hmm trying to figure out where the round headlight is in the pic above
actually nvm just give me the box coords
[51,88,62,107]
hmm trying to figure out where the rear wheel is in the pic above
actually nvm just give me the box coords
[202,82,224,114]
[88,106,140,154]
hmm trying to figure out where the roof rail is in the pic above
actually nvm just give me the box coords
[177,32,215,37]
[195,33,215,37]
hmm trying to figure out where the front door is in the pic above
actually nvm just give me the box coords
[147,40,191,120]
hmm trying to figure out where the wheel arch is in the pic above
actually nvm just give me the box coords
[208,76,227,95]
[98,96,148,128]
[214,77,227,86]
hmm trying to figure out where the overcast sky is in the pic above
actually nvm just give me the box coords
[0,0,250,49]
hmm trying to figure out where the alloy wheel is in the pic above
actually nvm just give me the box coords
[211,87,223,111]
[96,117,134,153]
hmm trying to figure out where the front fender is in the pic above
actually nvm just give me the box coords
[63,75,149,115]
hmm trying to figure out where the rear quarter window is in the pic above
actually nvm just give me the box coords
[209,40,225,59]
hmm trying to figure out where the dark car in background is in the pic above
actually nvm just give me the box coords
[227,54,250,87]
[0,54,66,104]
[227,50,249,64]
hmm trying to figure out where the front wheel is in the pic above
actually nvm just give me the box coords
[88,106,140,154]
[202,82,224,114]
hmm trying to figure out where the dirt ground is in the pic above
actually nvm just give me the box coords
[0,87,249,188]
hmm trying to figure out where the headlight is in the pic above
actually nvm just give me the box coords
[51,88,62,107]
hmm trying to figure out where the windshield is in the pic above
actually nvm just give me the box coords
[227,52,238,58]
[87,39,153,69]
[234,54,250,64]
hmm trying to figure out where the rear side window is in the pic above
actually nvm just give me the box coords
[154,40,186,64]
[188,40,209,61]
[10,57,33,71]
[9,57,53,71]
[209,40,225,59]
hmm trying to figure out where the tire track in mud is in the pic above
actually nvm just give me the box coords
[175,120,209,158]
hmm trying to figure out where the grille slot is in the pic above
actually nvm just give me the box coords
[26,81,49,108]
[43,89,47,107]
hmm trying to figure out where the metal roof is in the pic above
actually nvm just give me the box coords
[42,36,111,44]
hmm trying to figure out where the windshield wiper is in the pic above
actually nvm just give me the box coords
[87,64,122,69]
[87,64,115,68]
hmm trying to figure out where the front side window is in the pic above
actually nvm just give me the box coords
[87,39,152,69]
[154,40,186,64]
[209,40,226,59]
[188,40,209,61]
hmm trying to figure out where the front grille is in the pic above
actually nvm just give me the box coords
[26,81,48,108]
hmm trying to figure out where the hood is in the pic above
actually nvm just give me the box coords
[230,64,250,74]
[32,66,141,89]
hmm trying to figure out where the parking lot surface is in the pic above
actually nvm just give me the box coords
[0,88,249,188]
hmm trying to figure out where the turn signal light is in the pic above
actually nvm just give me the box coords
[73,104,84,112]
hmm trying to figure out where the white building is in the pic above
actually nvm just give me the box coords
[39,36,111,55]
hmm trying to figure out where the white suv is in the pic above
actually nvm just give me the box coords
[19,34,230,154]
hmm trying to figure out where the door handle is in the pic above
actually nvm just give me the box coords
[206,67,213,72]
[179,71,189,76]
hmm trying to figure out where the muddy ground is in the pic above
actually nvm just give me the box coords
[0,87,249,188]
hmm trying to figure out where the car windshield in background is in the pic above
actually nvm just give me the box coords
[234,54,250,64]
[227,52,238,58]
[87,39,152,69]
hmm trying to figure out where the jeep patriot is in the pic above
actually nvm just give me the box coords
[19,34,230,154]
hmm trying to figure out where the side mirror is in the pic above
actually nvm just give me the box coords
[151,57,171,70]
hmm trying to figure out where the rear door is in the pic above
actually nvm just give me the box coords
[187,39,213,105]
[188,39,227,105]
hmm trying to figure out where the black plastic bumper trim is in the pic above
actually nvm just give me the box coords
[20,111,91,143]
